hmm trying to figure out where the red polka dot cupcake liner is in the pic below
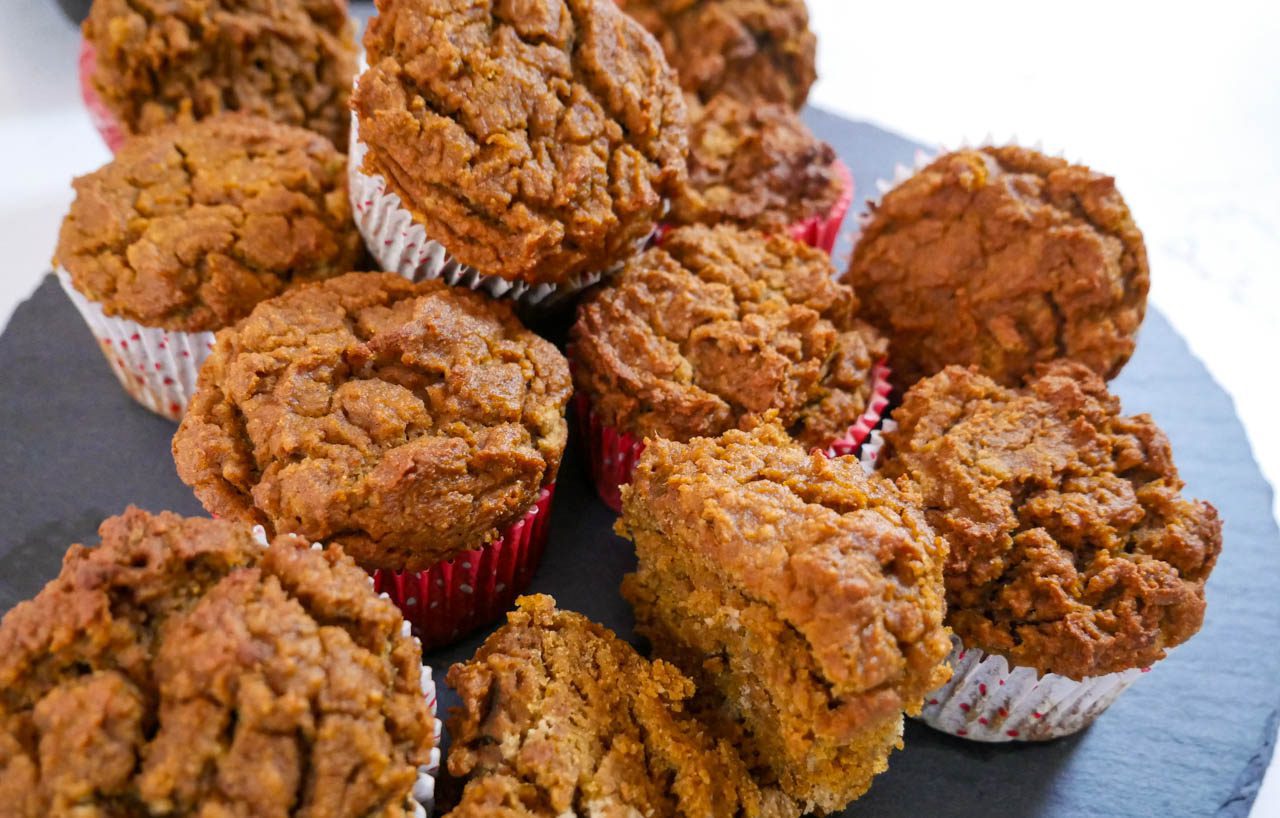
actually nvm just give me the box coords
[78,40,128,153]
[372,485,555,651]
[825,360,893,458]
[918,636,1146,742]
[787,157,854,253]
[57,271,214,421]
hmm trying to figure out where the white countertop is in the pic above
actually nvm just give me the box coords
[0,1,1277,814]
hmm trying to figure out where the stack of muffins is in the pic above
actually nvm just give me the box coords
[0,0,1224,815]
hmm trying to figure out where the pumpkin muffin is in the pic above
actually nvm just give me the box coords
[617,0,817,108]
[844,146,1149,387]
[82,0,357,147]
[353,0,688,289]
[0,508,436,818]
[173,272,571,574]
[618,422,952,813]
[878,361,1222,680]
[444,595,798,818]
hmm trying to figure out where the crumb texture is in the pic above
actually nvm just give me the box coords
[572,224,886,446]
[354,0,687,285]
[443,595,797,818]
[0,508,434,818]
[880,361,1222,678]
[672,94,843,231]
[844,146,1149,387]
[173,273,571,572]
[617,0,816,107]
[56,114,362,332]
[84,0,356,147]
[618,422,951,813]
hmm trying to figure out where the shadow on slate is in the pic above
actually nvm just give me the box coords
[0,110,1277,818]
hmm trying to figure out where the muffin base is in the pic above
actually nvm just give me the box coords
[373,486,555,650]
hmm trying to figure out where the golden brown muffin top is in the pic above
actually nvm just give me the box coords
[0,508,434,818]
[879,361,1222,679]
[173,273,571,572]
[617,0,816,108]
[444,594,798,818]
[55,114,363,333]
[844,146,1149,387]
[672,94,843,232]
[83,0,357,147]
[354,0,687,286]
[619,421,953,726]
[571,224,887,447]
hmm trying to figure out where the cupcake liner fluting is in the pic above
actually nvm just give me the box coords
[78,40,128,153]
[373,485,555,650]
[412,663,443,817]
[826,360,893,458]
[58,271,213,421]
[787,157,854,253]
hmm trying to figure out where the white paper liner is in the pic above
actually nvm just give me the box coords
[918,636,1145,742]
[57,270,213,421]
[348,113,606,308]
[411,663,444,817]
[859,419,896,475]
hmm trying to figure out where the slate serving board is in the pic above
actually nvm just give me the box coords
[1,112,1277,817]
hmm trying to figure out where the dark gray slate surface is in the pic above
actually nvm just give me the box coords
[1,112,1277,817]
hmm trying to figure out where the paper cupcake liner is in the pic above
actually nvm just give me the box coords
[825,360,893,458]
[372,485,555,650]
[78,40,128,153]
[787,157,854,253]
[918,636,1145,742]
[410,663,444,817]
[348,114,607,309]
[858,418,896,475]
[57,271,213,421]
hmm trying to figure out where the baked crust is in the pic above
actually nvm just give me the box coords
[55,114,363,332]
[879,361,1222,679]
[571,224,887,447]
[83,0,356,147]
[444,594,798,818]
[0,508,434,818]
[844,146,1149,387]
[173,272,571,572]
[354,0,687,285]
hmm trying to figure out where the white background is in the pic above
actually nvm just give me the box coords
[0,0,1276,813]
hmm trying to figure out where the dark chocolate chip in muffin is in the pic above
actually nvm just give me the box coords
[844,146,1150,387]
[83,0,357,147]
[55,114,363,333]
[173,272,571,573]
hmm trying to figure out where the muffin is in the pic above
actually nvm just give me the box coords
[878,361,1223,740]
[351,0,688,304]
[81,0,357,151]
[618,421,952,813]
[443,595,798,818]
[54,114,363,420]
[172,272,572,647]
[844,146,1150,388]
[0,508,438,817]
[670,93,852,251]
[617,0,817,108]
[571,224,889,509]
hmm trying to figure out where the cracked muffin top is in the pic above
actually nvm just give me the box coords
[619,421,953,722]
[672,94,844,232]
[616,0,816,108]
[55,114,363,333]
[0,508,435,818]
[844,146,1149,387]
[173,272,571,572]
[353,0,688,286]
[83,0,357,147]
[444,594,798,818]
[571,224,887,448]
[879,361,1222,679]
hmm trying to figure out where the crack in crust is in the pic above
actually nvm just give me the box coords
[354,0,688,286]
[55,114,364,332]
[879,361,1223,679]
[83,0,357,147]
[0,508,434,818]
[844,146,1150,388]
[173,272,571,572]
[571,224,887,448]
